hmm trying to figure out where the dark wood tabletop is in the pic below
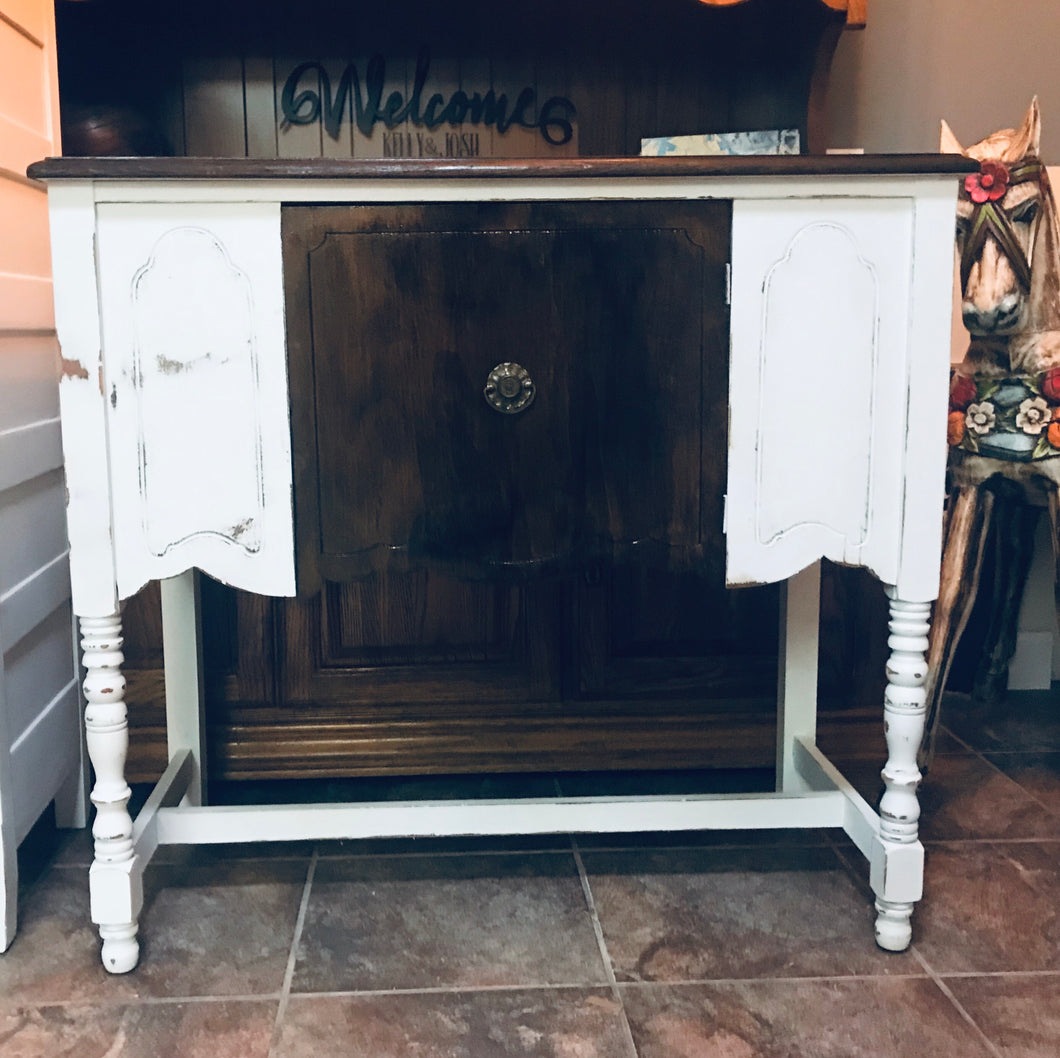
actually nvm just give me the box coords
[27,154,980,181]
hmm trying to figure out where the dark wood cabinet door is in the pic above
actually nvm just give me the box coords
[285,200,731,582]
[140,198,783,782]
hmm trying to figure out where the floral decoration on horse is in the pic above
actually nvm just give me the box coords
[923,98,1060,764]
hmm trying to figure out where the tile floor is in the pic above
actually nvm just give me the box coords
[3,689,1060,1057]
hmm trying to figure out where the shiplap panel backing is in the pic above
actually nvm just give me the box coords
[0,0,85,951]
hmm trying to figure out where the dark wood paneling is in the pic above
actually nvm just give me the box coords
[55,0,857,161]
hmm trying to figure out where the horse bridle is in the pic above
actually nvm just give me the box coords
[959,158,1048,292]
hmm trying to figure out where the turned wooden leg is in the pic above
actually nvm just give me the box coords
[81,613,141,974]
[920,485,994,768]
[874,594,930,952]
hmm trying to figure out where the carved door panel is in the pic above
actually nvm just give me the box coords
[726,198,916,588]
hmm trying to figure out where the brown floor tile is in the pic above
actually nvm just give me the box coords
[0,869,143,1009]
[273,989,635,1058]
[917,754,1060,840]
[621,978,995,1058]
[916,843,1060,972]
[291,853,608,992]
[133,859,308,996]
[942,689,1060,754]
[983,752,1060,817]
[582,846,918,981]
[0,1000,276,1058]
[946,974,1060,1058]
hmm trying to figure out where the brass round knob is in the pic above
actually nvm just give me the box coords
[484,362,535,414]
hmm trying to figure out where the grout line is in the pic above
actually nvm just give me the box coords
[937,725,981,755]
[268,847,318,1056]
[570,837,640,1058]
[933,968,1060,979]
[922,836,1060,846]
[313,845,568,861]
[616,971,935,988]
[17,968,1060,1015]
[911,947,1006,1058]
[0,992,285,1011]
[275,982,630,999]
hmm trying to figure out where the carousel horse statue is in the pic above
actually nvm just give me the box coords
[922,98,1060,763]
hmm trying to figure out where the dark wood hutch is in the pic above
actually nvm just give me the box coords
[51,0,882,784]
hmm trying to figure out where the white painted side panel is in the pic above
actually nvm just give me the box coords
[51,183,119,618]
[95,203,295,599]
[727,198,915,588]
[894,186,962,602]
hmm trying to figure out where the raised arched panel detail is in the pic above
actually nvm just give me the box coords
[97,203,295,599]
[727,198,915,588]
[132,227,265,557]
[756,223,877,549]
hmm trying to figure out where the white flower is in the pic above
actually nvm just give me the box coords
[965,401,997,435]
[1016,395,1050,435]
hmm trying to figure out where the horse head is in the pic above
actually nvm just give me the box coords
[943,99,1060,355]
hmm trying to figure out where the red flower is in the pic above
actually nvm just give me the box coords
[964,160,1010,203]
[1042,367,1060,403]
[949,372,978,411]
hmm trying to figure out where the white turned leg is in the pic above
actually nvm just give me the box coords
[872,594,929,952]
[81,614,142,974]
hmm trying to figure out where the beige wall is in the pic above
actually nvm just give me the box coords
[827,0,1060,161]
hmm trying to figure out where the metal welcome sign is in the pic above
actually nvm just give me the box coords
[280,47,577,158]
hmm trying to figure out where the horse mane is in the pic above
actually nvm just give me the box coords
[944,101,1060,373]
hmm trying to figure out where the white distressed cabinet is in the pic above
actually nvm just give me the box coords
[29,154,972,973]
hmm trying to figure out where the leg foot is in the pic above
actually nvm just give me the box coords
[81,613,142,973]
[99,923,140,974]
[874,898,913,952]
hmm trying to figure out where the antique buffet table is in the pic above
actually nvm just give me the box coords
[29,153,974,973]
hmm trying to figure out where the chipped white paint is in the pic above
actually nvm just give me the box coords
[131,227,265,558]
[81,612,141,973]
[96,203,294,599]
[874,594,930,951]
[36,166,960,971]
